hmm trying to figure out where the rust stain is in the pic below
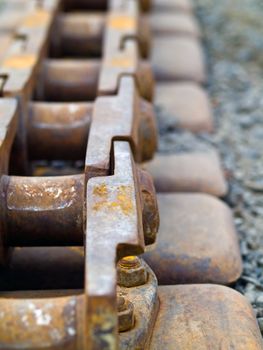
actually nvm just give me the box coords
[0,297,75,347]
[93,183,108,198]
[2,54,36,69]
[22,10,50,28]
[92,185,133,215]
[109,15,136,31]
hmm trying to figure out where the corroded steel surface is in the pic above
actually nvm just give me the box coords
[150,285,263,349]
[0,2,160,348]
[55,13,150,58]
[0,261,158,349]
[28,99,157,161]
[85,76,156,180]
[0,168,158,251]
[0,0,260,349]
[98,0,154,100]
[145,152,227,197]
[144,193,242,285]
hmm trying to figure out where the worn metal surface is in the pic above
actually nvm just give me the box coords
[154,82,213,133]
[0,0,258,349]
[0,174,84,247]
[0,247,84,291]
[38,58,153,102]
[54,13,150,58]
[144,152,227,197]
[117,256,148,288]
[150,13,201,37]
[150,285,263,349]
[85,141,146,348]
[39,59,101,102]
[0,99,18,265]
[0,170,157,251]
[28,102,92,160]
[98,0,154,100]
[85,76,156,180]
[0,1,60,174]
[151,37,206,83]
[27,98,157,161]
[144,193,242,285]
[0,261,158,349]
[62,0,150,12]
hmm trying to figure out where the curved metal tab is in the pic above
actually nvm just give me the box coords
[85,76,141,180]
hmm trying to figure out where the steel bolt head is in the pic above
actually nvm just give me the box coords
[117,256,148,287]
[117,296,135,332]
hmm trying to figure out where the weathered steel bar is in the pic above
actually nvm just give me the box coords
[0,174,85,247]
[53,13,150,58]
[37,59,154,102]
[28,98,156,161]
[37,59,101,102]
[0,167,158,249]
[27,102,93,160]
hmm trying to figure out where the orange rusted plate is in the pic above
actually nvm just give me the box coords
[152,0,193,13]
[150,13,201,37]
[144,193,242,285]
[155,82,213,133]
[150,285,263,349]
[85,141,145,348]
[144,152,227,197]
[151,37,206,84]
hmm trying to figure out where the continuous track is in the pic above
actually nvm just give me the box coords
[0,0,262,349]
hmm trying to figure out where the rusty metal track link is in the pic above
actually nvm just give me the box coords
[0,0,159,349]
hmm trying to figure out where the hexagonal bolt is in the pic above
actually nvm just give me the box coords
[117,256,148,288]
[117,296,135,332]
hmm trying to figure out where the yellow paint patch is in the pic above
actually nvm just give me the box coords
[109,15,136,31]
[108,57,134,68]
[2,54,36,69]
[92,185,134,216]
[22,10,50,28]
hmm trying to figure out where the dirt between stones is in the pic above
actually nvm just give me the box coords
[156,0,263,335]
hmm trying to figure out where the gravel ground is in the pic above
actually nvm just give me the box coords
[157,0,263,333]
